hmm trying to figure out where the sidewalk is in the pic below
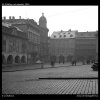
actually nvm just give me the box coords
[2,62,84,72]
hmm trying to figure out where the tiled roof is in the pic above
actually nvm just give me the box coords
[51,30,77,39]
[51,30,97,39]
[75,32,96,37]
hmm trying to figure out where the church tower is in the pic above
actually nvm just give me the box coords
[39,13,47,29]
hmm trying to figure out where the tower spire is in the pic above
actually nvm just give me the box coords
[39,13,47,28]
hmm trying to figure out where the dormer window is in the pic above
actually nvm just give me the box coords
[70,34,73,37]
[64,35,66,37]
[54,35,56,38]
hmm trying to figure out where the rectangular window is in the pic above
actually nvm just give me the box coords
[2,39,6,52]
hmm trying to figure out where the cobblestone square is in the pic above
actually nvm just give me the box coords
[2,64,98,94]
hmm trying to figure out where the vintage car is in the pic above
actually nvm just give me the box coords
[91,62,98,71]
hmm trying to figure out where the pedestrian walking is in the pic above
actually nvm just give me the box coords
[74,60,76,66]
[74,58,77,66]
[72,56,75,66]
[87,59,90,64]
[87,59,88,64]
[51,61,54,67]
[50,56,56,68]
[72,61,74,66]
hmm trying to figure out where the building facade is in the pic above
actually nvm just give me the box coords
[50,30,97,63]
[2,22,28,65]
[2,14,49,64]
[12,22,41,64]
[75,31,97,61]
[50,30,77,62]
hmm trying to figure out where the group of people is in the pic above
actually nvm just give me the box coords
[50,55,96,67]
[86,59,95,64]
[72,57,96,66]
[50,55,65,67]
[59,56,65,64]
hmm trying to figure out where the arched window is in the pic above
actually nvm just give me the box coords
[7,55,13,64]
[64,35,66,37]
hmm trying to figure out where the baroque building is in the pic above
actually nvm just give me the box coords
[2,13,49,65]
[75,31,97,61]
[2,22,28,65]
[50,30,97,63]
[50,30,77,62]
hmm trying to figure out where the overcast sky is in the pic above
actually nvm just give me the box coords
[2,6,98,36]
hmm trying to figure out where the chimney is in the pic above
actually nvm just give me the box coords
[19,16,21,19]
[2,16,6,20]
[4,16,6,20]
[12,16,15,19]
[9,16,11,19]
[69,29,71,32]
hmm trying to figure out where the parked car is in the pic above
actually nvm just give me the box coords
[91,62,98,71]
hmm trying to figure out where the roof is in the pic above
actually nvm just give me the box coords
[75,32,96,38]
[39,13,47,23]
[14,26,23,32]
[51,30,97,39]
[2,22,23,32]
[51,30,77,39]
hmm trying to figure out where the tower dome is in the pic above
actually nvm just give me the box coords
[39,13,47,28]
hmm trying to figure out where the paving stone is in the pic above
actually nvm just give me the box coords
[62,80,78,94]
[70,80,82,94]
[2,64,98,95]
[80,79,88,94]
[2,79,98,94]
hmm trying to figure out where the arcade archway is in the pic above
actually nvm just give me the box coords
[7,55,13,64]
[21,56,26,63]
[15,56,20,63]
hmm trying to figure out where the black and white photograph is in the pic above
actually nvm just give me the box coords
[2,5,98,98]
